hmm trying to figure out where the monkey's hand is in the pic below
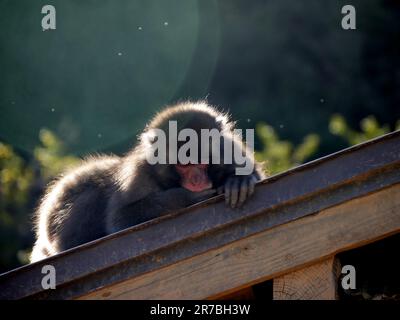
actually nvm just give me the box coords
[218,174,258,208]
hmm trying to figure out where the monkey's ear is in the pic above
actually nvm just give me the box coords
[216,113,234,131]
[215,115,227,125]
[140,130,156,144]
[140,128,166,146]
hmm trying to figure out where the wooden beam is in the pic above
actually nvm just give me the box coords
[78,184,400,299]
[273,257,341,300]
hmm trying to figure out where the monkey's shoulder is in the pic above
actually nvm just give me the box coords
[47,155,122,194]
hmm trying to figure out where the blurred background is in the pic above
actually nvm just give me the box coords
[0,0,399,273]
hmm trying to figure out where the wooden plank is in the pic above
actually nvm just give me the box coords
[78,183,400,300]
[1,131,400,300]
[33,166,400,300]
[273,257,341,300]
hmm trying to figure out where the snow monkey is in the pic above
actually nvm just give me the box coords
[31,101,265,262]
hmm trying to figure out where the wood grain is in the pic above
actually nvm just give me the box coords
[79,183,400,300]
[273,257,341,300]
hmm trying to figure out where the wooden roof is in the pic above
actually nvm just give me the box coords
[1,130,400,299]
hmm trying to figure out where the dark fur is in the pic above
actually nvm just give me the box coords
[31,102,265,262]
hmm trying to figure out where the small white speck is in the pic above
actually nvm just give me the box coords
[138,26,143,31]
[320,98,325,103]
[11,101,15,105]
[51,108,55,112]
[279,124,284,129]
[164,22,169,26]
[118,52,122,56]
[247,118,251,123]
[97,133,102,138]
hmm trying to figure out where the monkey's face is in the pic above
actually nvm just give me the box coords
[175,164,212,192]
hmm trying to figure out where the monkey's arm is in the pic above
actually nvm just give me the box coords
[214,133,266,208]
[108,188,215,233]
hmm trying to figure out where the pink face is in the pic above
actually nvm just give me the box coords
[175,164,212,192]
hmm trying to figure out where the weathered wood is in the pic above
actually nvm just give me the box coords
[217,287,255,300]
[1,130,399,300]
[273,257,341,300]
[78,184,400,300]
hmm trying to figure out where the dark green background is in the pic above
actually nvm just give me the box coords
[1,0,399,158]
[0,0,219,154]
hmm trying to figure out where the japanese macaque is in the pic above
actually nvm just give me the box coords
[31,101,265,262]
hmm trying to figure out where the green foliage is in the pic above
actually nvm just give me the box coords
[0,143,34,270]
[256,114,400,175]
[255,123,320,174]
[34,129,79,180]
[0,144,34,213]
[0,130,78,271]
[329,114,400,146]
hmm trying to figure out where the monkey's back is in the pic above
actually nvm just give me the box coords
[31,156,121,262]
